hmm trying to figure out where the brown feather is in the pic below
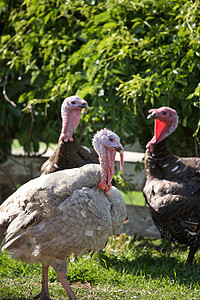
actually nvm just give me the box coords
[41,134,99,174]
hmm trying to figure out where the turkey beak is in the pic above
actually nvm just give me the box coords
[78,103,89,113]
[115,146,124,171]
[115,146,124,153]
[147,111,159,119]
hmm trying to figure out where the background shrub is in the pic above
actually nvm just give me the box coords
[0,0,200,161]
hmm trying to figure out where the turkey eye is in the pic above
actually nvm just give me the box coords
[109,138,114,142]
[71,101,76,104]
[162,111,167,115]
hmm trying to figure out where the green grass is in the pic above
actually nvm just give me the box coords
[0,235,199,299]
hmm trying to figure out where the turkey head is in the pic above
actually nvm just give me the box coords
[93,129,124,196]
[59,95,89,142]
[146,106,179,153]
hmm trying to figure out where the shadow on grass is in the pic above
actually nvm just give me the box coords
[97,248,200,287]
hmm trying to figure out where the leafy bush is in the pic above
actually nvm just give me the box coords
[0,0,200,160]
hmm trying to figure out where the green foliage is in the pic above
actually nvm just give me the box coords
[0,0,200,158]
[114,171,136,193]
[0,236,200,299]
[120,190,146,205]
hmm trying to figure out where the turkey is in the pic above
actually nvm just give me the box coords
[143,106,200,265]
[0,128,126,300]
[41,95,99,174]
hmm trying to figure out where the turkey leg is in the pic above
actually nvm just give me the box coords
[55,269,78,300]
[185,246,198,265]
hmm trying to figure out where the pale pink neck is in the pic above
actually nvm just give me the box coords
[59,109,82,142]
[98,146,116,196]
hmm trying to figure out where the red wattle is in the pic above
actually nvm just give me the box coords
[120,153,124,170]
[98,182,106,191]
[155,119,167,140]
[105,189,110,196]
[98,182,111,196]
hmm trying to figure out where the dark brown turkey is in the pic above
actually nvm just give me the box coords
[41,95,99,174]
[143,106,200,265]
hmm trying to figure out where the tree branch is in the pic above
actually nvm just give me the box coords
[3,67,17,107]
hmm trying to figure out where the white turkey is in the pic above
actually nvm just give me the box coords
[41,95,99,175]
[0,128,126,300]
[143,106,200,265]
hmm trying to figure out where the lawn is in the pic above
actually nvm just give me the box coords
[0,235,199,300]
[1,145,199,299]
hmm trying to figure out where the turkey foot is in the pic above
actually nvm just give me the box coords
[33,291,52,300]
[33,265,52,300]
